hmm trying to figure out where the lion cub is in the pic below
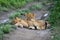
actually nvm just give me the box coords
[13,17,29,28]
[25,13,50,30]
[12,13,50,30]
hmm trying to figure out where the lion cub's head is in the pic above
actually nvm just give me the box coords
[25,13,36,20]
[13,17,22,24]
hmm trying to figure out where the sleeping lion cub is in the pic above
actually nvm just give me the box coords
[25,13,50,30]
[13,17,34,29]
[13,17,28,28]
[13,13,50,30]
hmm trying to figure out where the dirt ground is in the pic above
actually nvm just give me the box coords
[0,1,51,40]
[3,28,51,40]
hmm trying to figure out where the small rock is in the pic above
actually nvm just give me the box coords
[51,36,54,39]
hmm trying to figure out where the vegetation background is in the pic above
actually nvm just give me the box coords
[48,0,60,40]
[0,0,60,40]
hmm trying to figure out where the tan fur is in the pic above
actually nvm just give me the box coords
[25,13,46,30]
[15,22,23,28]
[34,20,46,29]
[12,13,50,30]
[13,17,28,28]
[30,19,46,29]
[25,13,36,20]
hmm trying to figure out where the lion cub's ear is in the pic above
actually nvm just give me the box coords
[15,17,21,20]
[15,17,19,20]
[29,13,36,19]
[15,17,22,22]
[32,13,36,17]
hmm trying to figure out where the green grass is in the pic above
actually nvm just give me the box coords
[0,24,10,40]
[0,6,9,12]
[0,20,17,34]
[0,24,16,34]
[9,9,31,19]
[29,3,43,10]
[0,0,34,12]
[48,0,60,40]
[0,30,3,40]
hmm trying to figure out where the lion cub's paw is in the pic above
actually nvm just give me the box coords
[15,23,23,28]
[36,26,41,30]
[29,26,35,29]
